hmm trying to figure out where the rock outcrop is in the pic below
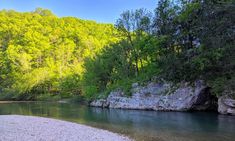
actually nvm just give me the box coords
[90,80,216,111]
[218,96,235,115]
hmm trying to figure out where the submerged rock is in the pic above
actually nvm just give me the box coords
[90,80,217,111]
[218,96,235,115]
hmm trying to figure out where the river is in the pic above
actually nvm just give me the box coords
[0,102,234,141]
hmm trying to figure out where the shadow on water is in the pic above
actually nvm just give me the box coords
[0,102,235,141]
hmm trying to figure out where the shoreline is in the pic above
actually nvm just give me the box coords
[0,115,132,141]
[0,101,36,103]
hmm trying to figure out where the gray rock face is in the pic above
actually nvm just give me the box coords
[218,96,235,115]
[90,80,216,111]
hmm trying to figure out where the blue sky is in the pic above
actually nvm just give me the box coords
[0,0,157,23]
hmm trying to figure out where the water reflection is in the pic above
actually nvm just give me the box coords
[0,102,235,141]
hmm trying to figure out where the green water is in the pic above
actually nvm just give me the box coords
[0,102,235,141]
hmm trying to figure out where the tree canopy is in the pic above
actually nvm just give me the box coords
[0,0,234,100]
[0,8,119,100]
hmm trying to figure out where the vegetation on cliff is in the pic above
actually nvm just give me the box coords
[83,0,235,99]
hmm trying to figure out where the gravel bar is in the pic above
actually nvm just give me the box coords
[0,115,132,141]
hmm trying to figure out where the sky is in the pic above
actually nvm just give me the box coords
[0,0,157,23]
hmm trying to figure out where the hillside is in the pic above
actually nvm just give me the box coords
[0,8,119,100]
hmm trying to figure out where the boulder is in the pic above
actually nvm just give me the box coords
[218,96,235,115]
[90,99,107,107]
[90,80,216,111]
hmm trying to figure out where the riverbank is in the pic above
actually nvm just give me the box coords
[0,101,36,103]
[0,115,132,141]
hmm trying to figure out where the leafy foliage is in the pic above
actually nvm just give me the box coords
[82,0,235,98]
[0,1,234,100]
[0,8,119,100]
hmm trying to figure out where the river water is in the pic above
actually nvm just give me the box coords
[0,102,235,141]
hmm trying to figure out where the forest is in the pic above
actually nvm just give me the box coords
[0,0,234,101]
